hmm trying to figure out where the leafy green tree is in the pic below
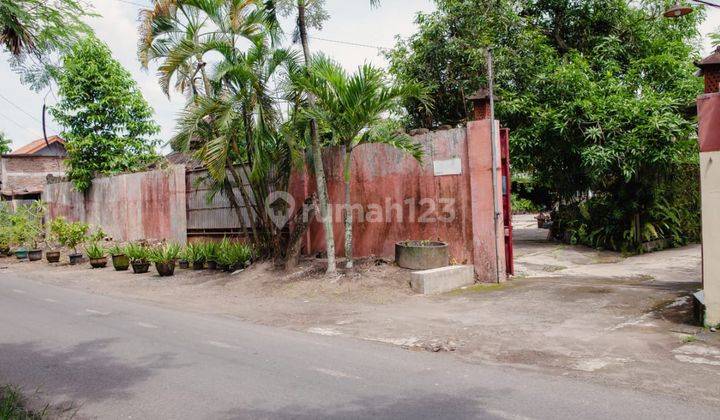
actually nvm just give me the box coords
[293,56,428,268]
[51,37,160,192]
[0,131,12,154]
[0,0,93,89]
[388,0,704,252]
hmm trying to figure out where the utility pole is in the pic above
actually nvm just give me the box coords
[486,47,502,283]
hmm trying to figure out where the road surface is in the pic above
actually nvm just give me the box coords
[1,272,718,419]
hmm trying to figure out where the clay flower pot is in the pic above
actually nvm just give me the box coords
[89,257,108,269]
[206,260,218,270]
[69,253,84,265]
[131,261,150,274]
[192,261,205,270]
[112,254,130,271]
[28,249,43,261]
[15,248,28,260]
[155,261,176,277]
[179,260,189,269]
[46,251,61,263]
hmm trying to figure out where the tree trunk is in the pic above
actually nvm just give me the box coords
[226,160,260,246]
[298,1,336,274]
[285,194,318,271]
[343,146,353,269]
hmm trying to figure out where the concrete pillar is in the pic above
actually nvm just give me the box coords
[466,119,506,283]
[698,92,720,326]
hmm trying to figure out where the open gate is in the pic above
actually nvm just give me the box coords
[500,128,514,276]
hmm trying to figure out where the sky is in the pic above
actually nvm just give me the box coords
[0,0,718,152]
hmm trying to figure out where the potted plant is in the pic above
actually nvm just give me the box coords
[185,243,205,270]
[22,201,46,262]
[178,246,190,269]
[46,218,64,263]
[203,242,219,270]
[85,242,107,268]
[126,243,151,274]
[108,244,130,271]
[148,243,181,277]
[53,218,89,265]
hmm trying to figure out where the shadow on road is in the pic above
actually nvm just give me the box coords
[0,338,178,405]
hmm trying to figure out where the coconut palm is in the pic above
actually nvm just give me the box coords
[138,0,274,100]
[293,56,430,269]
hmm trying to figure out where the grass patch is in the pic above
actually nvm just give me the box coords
[0,385,45,419]
[682,335,698,343]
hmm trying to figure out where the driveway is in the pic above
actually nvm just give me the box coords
[1,274,719,419]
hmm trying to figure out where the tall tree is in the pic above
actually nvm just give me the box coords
[0,0,92,89]
[293,56,427,268]
[51,37,160,192]
[388,0,704,252]
[268,0,380,273]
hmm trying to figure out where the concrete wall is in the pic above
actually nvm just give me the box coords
[698,92,720,326]
[291,122,506,282]
[45,165,187,243]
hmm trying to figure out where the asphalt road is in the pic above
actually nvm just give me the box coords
[1,273,718,420]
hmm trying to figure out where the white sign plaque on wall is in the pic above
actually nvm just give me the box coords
[433,158,462,176]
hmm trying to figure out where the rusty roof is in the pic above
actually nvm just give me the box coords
[10,135,65,155]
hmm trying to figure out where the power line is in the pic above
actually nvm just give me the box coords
[309,36,388,52]
[114,0,148,7]
[0,109,43,140]
[0,93,61,134]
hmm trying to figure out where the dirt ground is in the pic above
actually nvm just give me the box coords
[3,214,719,406]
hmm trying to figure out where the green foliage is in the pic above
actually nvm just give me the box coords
[84,242,106,259]
[0,203,12,249]
[201,242,220,263]
[0,0,93,90]
[0,131,12,154]
[126,243,150,264]
[215,238,254,268]
[0,384,45,420]
[511,193,541,214]
[50,36,160,192]
[6,201,46,249]
[183,243,205,264]
[148,243,182,264]
[50,217,88,253]
[388,0,704,252]
[108,244,126,257]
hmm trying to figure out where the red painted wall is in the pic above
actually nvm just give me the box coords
[291,123,506,282]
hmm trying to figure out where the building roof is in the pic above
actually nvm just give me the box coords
[10,135,65,155]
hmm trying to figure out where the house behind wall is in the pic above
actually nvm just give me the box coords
[0,136,66,207]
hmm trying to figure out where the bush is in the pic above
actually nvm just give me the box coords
[511,193,541,214]
[50,217,89,254]
[108,244,126,257]
[126,243,150,264]
[216,238,254,269]
[85,242,106,259]
[183,244,205,264]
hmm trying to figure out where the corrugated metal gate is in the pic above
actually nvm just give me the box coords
[185,167,254,239]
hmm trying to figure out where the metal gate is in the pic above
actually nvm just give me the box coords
[500,128,514,276]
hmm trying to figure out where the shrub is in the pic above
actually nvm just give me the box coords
[216,239,254,269]
[9,201,45,250]
[50,217,89,254]
[511,193,541,215]
[201,242,220,263]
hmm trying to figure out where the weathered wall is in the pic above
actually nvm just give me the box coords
[45,165,187,243]
[698,92,720,326]
[0,156,65,197]
[291,123,506,282]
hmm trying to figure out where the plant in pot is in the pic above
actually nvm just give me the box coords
[126,243,151,274]
[148,243,181,277]
[108,244,130,271]
[45,218,64,263]
[185,243,205,270]
[53,218,89,265]
[20,201,46,261]
[9,209,31,260]
[178,246,190,269]
[203,242,219,270]
[85,242,108,268]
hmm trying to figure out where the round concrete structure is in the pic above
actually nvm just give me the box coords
[395,241,449,270]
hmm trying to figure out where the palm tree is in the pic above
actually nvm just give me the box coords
[264,0,381,274]
[138,0,273,99]
[294,56,430,269]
